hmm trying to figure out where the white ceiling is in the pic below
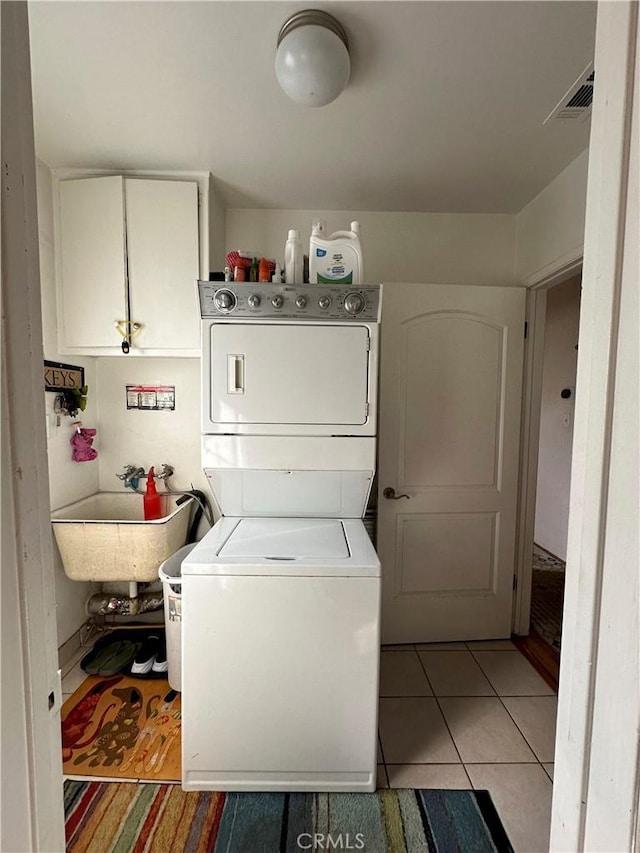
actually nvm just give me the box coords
[27,1,596,213]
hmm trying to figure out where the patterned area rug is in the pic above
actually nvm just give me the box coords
[64,781,513,853]
[62,676,181,782]
[531,544,565,651]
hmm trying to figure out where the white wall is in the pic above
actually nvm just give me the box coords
[209,175,226,271]
[226,210,517,286]
[37,159,99,643]
[95,357,208,498]
[535,274,581,560]
[516,149,589,285]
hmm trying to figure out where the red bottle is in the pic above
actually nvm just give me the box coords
[258,257,271,283]
[143,467,163,520]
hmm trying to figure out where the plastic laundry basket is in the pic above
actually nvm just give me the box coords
[158,542,197,691]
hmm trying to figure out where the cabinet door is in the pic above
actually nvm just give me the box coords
[58,177,127,348]
[125,179,199,351]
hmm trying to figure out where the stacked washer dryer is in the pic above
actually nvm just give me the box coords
[181,281,382,793]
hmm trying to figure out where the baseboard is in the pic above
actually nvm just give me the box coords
[58,623,89,673]
[512,630,560,692]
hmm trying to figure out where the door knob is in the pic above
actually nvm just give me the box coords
[383,487,410,500]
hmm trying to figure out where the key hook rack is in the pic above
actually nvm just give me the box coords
[53,387,89,419]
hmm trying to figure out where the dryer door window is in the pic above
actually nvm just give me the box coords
[209,324,369,426]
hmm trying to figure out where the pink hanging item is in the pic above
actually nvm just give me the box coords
[70,426,98,462]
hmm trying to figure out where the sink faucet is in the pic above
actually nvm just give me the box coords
[157,463,174,481]
[117,464,145,490]
[116,464,174,490]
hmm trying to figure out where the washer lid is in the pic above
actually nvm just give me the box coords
[219,518,349,559]
[181,517,381,577]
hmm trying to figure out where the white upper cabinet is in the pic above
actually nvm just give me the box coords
[58,176,127,349]
[56,174,204,356]
[125,179,199,351]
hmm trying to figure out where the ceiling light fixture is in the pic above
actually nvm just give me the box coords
[275,10,350,107]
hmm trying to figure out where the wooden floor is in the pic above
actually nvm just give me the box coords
[513,630,560,693]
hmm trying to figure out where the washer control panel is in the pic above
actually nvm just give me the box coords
[199,282,381,321]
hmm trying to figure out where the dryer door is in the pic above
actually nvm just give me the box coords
[205,323,371,432]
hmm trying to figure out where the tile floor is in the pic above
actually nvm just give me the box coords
[62,638,556,852]
[377,640,556,852]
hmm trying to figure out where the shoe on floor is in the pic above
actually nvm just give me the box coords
[131,635,161,675]
[98,640,137,676]
[85,640,136,676]
[84,643,116,676]
[151,635,168,674]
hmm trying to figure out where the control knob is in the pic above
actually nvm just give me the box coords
[295,295,308,309]
[318,296,331,310]
[247,294,261,308]
[344,292,365,315]
[214,288,236,313]
[272,295,284,309]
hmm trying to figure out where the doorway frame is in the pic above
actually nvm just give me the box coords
[513,256,583,635]
[1,3,66,850]
[6,1,636,850]
[520,2,638,849]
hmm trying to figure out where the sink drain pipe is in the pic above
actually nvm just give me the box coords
[86,590,163,617]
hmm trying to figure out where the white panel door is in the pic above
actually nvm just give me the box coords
[58,176,127,348]
[125,178,199,350]
[209,324,369,426]
[378,283,526,642]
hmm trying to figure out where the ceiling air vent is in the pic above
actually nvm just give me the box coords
[544,65,595,124]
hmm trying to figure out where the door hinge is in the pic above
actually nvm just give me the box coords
[366,337,371,351]
[513,573,518,591]
[524,321,528,339]
[365,402,370,418]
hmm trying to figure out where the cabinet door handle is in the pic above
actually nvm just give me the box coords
[383,487,410,500]
[228,354,245,394]
[114,320,142,354]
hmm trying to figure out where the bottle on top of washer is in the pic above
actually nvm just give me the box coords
[284,230,303,284]
[309,220,363,285]
[258,257,271,283]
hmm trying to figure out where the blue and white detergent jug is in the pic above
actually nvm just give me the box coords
[309,220,363,284]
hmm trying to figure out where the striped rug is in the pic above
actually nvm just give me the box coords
[64,780,513,852]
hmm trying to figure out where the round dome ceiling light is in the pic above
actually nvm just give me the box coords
[275,10,350,107]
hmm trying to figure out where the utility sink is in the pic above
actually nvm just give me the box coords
[51,492,193,582]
